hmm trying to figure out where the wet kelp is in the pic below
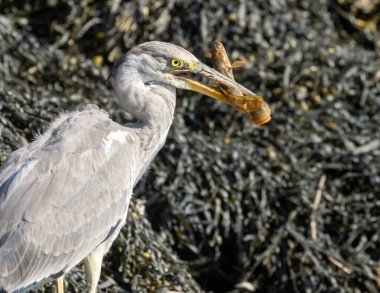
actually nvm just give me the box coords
[1,0,380,292]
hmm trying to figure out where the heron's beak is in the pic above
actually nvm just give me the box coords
[173,63,271,125]
[174,63,251,104]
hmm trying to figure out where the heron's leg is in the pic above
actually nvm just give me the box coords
[84,242,106,293]
[55,275,64,293]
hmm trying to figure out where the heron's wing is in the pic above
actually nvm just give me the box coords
[0,106,137,291]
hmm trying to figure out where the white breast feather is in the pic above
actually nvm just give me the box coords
[101,131,129,155]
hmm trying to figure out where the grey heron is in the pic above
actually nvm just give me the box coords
[0,41,261,292]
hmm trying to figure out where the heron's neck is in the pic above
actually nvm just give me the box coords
[115,69,176,159]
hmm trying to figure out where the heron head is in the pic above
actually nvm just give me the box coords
[110,41,261,107]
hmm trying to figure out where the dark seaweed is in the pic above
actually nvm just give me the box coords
[0,0,379,292]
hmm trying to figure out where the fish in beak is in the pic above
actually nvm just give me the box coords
[174,63,271,126]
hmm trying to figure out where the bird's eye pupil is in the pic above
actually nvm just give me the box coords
[171,58,182,67]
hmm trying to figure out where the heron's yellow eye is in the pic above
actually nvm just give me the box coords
[170,58,183,67]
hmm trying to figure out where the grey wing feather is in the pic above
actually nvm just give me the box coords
[0,105,138,292]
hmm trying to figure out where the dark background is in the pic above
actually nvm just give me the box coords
[0,0,379,292]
